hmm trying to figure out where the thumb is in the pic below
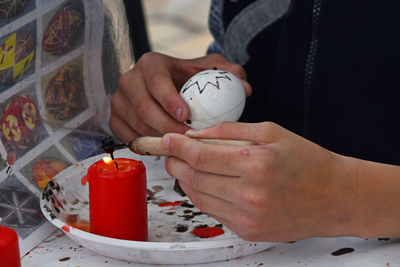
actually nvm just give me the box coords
[185,121,283,145]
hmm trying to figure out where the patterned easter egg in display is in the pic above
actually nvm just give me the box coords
[32,158,68,189]
[42,6,84,55]
[180,69,246,129]
[0,0,30,19]
[45,65,82,120]
[0,94,38,149]
[0,30,35,85]
[0,186,42,228]
[72,135,103,161]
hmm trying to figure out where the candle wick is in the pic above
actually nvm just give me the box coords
[108,151,118,169]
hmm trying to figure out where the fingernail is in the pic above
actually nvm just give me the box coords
[162,135,170,149]
[175,106,183,121]
[185,129,200,136]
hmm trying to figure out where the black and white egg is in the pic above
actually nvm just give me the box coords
[180,69,246,129]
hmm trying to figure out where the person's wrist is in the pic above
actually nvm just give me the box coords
[345,159,400,239]
[312,153,363,238]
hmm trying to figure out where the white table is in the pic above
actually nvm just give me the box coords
[22,230,400,267]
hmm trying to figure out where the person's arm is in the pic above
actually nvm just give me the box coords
[110,52,251,142]
[161,121,400,241]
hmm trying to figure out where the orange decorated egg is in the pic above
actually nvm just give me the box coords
[32,158,68,189]
[0,30,35,85]
[0,94,38,148]
[42,6,84,55]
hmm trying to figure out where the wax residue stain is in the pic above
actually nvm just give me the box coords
[64,214,90,232]
[180,202,194,208]
[179,211,203,220]
[191,225,224,238]
[175,224,188,233]
[331,247,355,256]
[147,185,164,201]
[61,225,70,232]
[158,200,184,207]
[69,221,90,232]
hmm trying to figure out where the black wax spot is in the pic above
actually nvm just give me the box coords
[331,247,355,256]
[176,224,188,233]
[180,202,194,208]
[59,257,71,262]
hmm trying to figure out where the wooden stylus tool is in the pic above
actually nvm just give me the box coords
[127,136,255,156]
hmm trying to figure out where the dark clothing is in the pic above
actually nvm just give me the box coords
[208,0,400,165]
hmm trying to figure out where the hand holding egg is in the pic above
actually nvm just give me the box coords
[179,69,246,129]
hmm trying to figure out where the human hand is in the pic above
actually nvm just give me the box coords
[110,52,252,143]
[161,122,359,242]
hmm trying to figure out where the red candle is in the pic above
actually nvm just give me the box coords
[81,157,147,241]
[0,226,21,267]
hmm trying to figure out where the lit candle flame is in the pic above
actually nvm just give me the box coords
[103,156,113,164]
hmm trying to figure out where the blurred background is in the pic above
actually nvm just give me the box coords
[142,0,213,59]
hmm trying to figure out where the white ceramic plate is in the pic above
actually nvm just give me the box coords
[40,149,276,264]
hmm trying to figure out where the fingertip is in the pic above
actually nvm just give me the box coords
[242,80,252,97]
[174,104,190,122]
[161,133,171,150]
[166,94,190,122]
[185,129,201,137]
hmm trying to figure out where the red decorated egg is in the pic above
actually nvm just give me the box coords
[0,30,35,85]
[0,0,30,19]
[0,94,38,148]
[42,6,84,55]
[45,64,82,120]
[32,158,68,189]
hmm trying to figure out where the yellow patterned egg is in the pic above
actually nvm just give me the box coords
[0,30,35,85]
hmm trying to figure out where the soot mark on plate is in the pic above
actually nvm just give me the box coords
[331,247,355,256]
[180,202,194,208]
[59,257,71,262]
[147,185,164,201]
[147,189,156,200]
[175,224,188,233]
[152,185,163,192]
[179,211,204,220]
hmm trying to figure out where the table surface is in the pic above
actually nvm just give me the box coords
[21,230,400,267]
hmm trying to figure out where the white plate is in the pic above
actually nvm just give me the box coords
[40,148,276,264]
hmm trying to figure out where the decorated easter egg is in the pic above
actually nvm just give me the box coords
[0,0,30,19]
[0,94,38,148]
[180,69,246,129]
[45,64,82,120]
[0,185,42,228]
[72,134,104,161]
[42,5,84,55]
[0,30,35,85]
[32,158,68,189]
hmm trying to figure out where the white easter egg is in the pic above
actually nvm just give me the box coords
[180,69,246,129]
